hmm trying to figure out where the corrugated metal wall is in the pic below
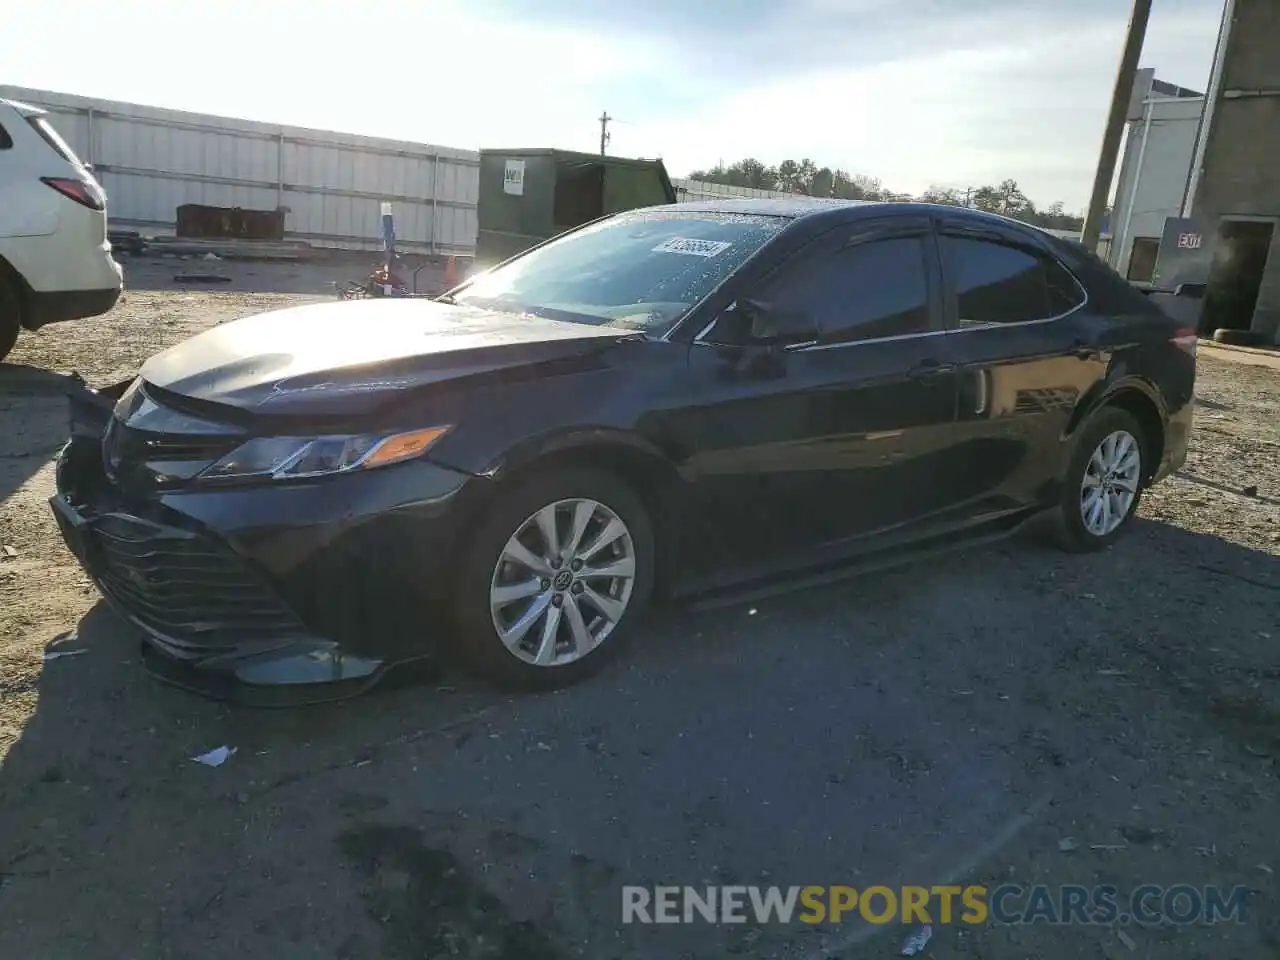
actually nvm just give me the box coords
[0,86,479,255]
[671,178,794,203]
[0,86,801,256]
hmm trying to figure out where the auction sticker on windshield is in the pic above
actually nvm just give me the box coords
[653,238,733,257]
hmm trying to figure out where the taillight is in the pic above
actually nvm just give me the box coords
[1172,325,1198,355]
[40,177,105,211]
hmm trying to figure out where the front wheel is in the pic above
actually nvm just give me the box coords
[1051,407,1147,553]
[451,468,655,690]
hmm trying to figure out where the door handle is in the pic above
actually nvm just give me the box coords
[908,360,956,380]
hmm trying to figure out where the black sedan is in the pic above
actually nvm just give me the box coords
[51,199,1196,701]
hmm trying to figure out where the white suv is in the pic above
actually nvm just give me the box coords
[0,97,123,362]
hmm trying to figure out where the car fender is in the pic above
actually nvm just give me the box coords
[1064,370,1167,443]
[473,425,677,481]
[437,426,694,587]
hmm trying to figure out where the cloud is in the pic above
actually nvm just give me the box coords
[5,0,1222,210]
[483,0,1221,208]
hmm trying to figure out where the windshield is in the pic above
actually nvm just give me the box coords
[454,210,789,334]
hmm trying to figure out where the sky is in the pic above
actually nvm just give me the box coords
[6,0,1224,210]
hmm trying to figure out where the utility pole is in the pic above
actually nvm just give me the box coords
[1081,0,1153,252]
[599,111,612,156]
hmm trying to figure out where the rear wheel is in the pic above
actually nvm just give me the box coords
[0,277,20,362]
[451,467,654,690]
[1051,407,1147,552]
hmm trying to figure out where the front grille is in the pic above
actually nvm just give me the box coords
[88,513,308,658]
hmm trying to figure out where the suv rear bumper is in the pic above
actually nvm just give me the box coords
[4,230,123,329]
[26,285,121,329]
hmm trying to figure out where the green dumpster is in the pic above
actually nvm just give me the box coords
[475,149,676,268]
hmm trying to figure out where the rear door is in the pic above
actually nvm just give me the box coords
[935,220,1100,516]
[672,217,964,572]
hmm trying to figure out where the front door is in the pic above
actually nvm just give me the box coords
[668,219,962,576]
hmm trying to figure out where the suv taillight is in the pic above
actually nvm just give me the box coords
[41,176,105,211]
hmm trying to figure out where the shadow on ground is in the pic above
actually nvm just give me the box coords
[0,364,81,504]
[0,518,1277,958]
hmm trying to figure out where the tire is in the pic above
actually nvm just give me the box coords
[0,277,20,363]
[1050,407,1147,553]
[451,467,655,691]
[1212,328,1267,347]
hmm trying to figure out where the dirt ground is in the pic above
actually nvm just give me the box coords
[0,264,1278,959]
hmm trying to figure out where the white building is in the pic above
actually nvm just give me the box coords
[1107,70,1204,282]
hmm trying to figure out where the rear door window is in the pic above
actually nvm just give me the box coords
[944,235,1084,326]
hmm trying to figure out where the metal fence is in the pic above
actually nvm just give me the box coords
[1,86,816,255]
[0,86,479,255]
[671,177,794,203]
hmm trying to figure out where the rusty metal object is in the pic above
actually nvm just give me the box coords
[176,204,285,241]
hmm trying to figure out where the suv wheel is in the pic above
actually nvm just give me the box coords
[1052,407,1147,552]
[452,467,655,690]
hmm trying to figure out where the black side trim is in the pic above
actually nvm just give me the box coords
[24,286,121,330]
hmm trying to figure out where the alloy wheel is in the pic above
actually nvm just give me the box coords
[1080,429,1141,537]
[489,498,637,666]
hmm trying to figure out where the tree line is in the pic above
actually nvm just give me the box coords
[686,158,1084,232]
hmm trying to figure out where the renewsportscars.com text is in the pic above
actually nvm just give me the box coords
[621,884,1249,926]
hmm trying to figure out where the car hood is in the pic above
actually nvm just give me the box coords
[139,298,635,417]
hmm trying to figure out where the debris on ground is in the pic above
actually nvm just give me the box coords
[191,746,237,767]
[172,273,232,284]
[1057,837,1078,852]
[900,924,932,956]
[1116,928,1137,951]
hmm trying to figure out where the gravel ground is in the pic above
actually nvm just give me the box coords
[0,269,1277,959]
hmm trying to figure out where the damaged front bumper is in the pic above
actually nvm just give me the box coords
[50,379,474,705]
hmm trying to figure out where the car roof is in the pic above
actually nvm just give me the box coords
[639,197,1053,238]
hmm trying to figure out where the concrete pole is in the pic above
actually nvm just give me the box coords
[1081,0,1154,252]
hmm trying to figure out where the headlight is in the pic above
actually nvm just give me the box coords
[199,426,451,481]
